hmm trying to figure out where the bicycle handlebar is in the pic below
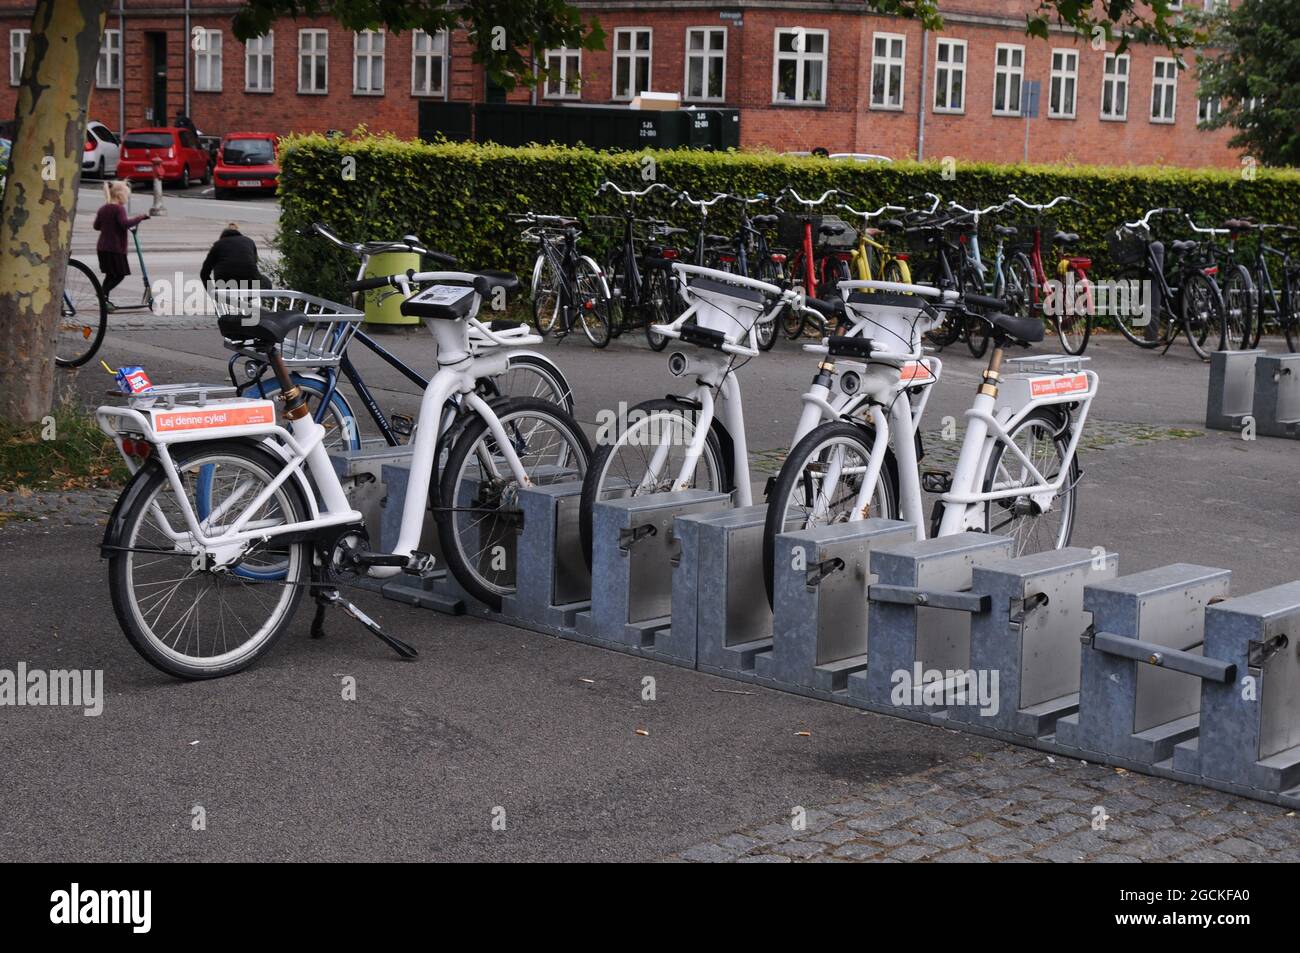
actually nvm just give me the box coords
[1006,194,1081,212]
[948,200,1007,218]
[674,191,729,210]
[597,181,673,201]
[838,201,906,220]
[1185,214,1229,236]
[779,188,839,209]
[1123,207,1181,229]
[310,221,456,265]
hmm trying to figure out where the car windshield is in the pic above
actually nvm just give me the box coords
[223,139,275,164]
[124,133,173,150]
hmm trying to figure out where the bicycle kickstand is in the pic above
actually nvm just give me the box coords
[310,586,419,660]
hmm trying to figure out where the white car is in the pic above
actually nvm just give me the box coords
[82,121,120,177]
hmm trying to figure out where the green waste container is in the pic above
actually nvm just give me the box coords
[362,252,420,325]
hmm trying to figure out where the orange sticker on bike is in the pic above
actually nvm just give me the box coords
[152,403,276,433]
[1030,374,1088,398]
[900,361,935,384]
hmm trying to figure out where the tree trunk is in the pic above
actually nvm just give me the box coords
[0,0,110,424]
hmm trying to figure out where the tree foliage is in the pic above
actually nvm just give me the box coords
[1196,0,1300,167]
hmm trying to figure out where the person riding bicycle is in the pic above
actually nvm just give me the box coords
[200,222,271,291]
[93,180,151,311]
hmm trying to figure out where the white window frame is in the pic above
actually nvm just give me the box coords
[870,32,906,111]
[1150,57,1177,123]
[298,29,329,94]
[411,29,448,98]
[772,28,828,106]
[245,32,274,93]
[97,29,121,89]
[992,43,1024,116]
[612,27,652,101]
[353,29,385,95]
[1101,52,1129,121]
[1048,48,1077,119]
[193,29,223,92]
[932,38,965,114]
[683,27,726,103]
[543,47,581,100]
[9,29,27,87]
[1197,95,1220,125]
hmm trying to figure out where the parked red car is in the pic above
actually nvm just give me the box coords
[119,127,211,188]
[213,132,280,198]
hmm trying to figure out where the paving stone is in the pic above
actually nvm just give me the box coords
[1093,853,1141,863]
[1179,848,1237,863]
[1240,824,1300,850]
[1215,837,1267,859]
[957,819,1011,838]
[832,842,882,861]
[771,839,829,859]
[889,844,939,861]
[736,854,792,863]
[980,835,1032,858]
[1034,844,1087,862]
[1181,817,1234,838]
[871,828,918,848]
[845,807,918,834]
[921,830,971,851]
[810,826,859,847]
[934,850,990,863]
[680,843,738,863]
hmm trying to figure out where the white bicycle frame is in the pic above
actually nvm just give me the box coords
[97,273,547,579]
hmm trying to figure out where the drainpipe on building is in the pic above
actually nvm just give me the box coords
[916,28,928,161]
[117,0,125,133]
[184,0,192,120]
[530,51,537,106]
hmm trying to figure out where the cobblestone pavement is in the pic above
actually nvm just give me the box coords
[673,747,1300,862]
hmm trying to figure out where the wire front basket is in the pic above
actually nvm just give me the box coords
[1107,226,1149,266]
[214,289,365,368]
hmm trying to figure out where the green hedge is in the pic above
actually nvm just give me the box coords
[276,132,1300,303]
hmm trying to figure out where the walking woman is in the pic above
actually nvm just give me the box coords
[93,180,151,311]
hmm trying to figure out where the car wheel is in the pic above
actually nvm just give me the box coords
[96,157,105,178]
[201,163,212,186]
[180,166,190,189]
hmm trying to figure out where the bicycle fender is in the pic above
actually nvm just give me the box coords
[840,415,902,497]
[100,458,165,557]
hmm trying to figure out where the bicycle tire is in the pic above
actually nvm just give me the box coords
[436,397,592,611]
[1107,265,1164,348]
[1182,269,1224,360]
[761,420,898,608]
[1221,263,1254,351]
[643,266,672,352]
[1285,269,1299,352]
[530,253,560,335]
[982,408,1078,557]
[579,398,729,568]
[575,256,612,349]
[108,440,310,679]
[1056,268,1093,356]
[55,258,108,368]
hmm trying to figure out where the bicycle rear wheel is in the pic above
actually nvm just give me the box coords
[1285,269,1299,352]
[574,257,612,349]
[1107,266,1165,348]
[1056,269,1093,356]
[643,267,672,352]
[1221,263,1254,351]
[108,440,310,679]
[55,259,108,368]
[531,253,561,335]
[1181,270,1224,360]
[437,397,591,610]
[982,409,1078,557]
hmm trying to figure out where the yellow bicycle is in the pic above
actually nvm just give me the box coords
[837,197,917,285]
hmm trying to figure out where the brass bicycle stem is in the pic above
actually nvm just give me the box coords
[269,350,310,420]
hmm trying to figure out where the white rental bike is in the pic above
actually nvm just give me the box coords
[98,270,590,679]
[576,263,941,564]
[763,282,1097,604]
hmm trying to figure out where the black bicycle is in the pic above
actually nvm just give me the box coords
[596,181,683,351]
[525,213,614,348]
[713,191,785,351]
[1105,207,1226,360]
[1220,220,1299,351]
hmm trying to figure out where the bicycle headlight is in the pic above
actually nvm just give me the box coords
[243,359,261,381]
[839,370,862,396]
[667,351,689,377]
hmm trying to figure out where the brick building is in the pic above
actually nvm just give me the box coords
[1,1,1239,168]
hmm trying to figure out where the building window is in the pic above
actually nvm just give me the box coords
[9,29,27,86]
[1151,57,1177,123]
[412,30,447,97]
[544,48,581,100]
[245,33,274,93]
[1048,49,1077,118]
[1197,96,1221,125]
[684,27,726,102]
[773,28,827,105]
[353,30,384,95]
[933,38,965,113]
[870,33,905,110]
[193,30,222,92]
[96,29,121,89]
[993,44,1024,116]
[298,29,328,94]
[612,28,652,100]
[1101,53,1129,120]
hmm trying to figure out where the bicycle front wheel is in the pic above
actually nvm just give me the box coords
[574,257,612,349]
[55,259,108,368]
[982,409,1078,557]
[1221,264,1254,351]
[1107,265,1164,348]
[484,353,576,415]
[437,397,591,611]
[644,267,673,352]
[579,398,729,567]
[1056,270,1093,356]
[1182,270,1224,360]
[108,440,310,679]
[762,421,898,608]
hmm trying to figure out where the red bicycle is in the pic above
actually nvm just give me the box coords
[776,188,854,338]
[1004,194,1095,355]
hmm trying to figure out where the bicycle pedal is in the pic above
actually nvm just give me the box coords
[403,551,438,577]
[921,469,953,493]
[390,413,414,437]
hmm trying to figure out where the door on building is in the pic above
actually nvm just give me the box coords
[147,33,167,124]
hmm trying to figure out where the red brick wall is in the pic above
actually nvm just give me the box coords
[0,0,1242,169]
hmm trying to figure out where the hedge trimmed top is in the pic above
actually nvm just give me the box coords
[277,132,1300,303]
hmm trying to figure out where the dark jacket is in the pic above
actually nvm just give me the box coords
[200,229,268,287]
[93,203,148,255]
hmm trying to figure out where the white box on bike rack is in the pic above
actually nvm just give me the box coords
[687,282,766,341]
[998,355,1093,410]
